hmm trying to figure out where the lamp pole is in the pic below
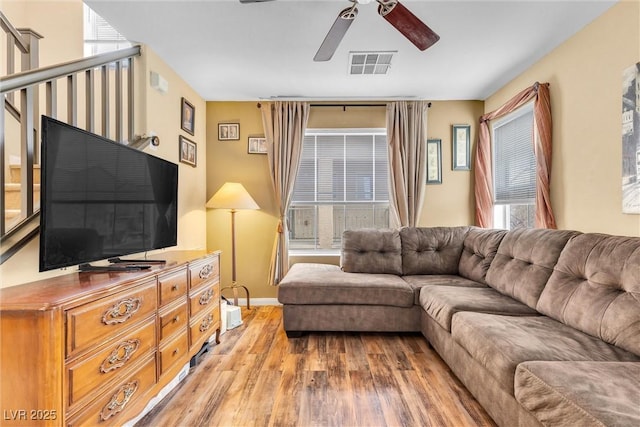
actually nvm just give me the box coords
[225,208,250,309]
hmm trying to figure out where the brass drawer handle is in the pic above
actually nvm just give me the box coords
[199,289,214,306]
[102,297,142,325]
[171,284,179,291]
[100,339,140,373]
[199,314,214,332]
[100,380,139,421]
[172,315,180,323]
[199,264,213,280]
[172,348,180,356]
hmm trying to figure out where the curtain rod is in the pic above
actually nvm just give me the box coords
[255,102,432,109]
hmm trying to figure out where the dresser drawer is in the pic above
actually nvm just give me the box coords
[158,268,187,307]
[67,355,156,427]
[159,333,189,377]
[189,283,219,319]
[189,306,220,352]
[67,319,156,409]
[189,256,219,290]
[66,280,158,357]
[158,300,188,343]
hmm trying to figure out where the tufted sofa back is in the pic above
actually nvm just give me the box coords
[341,228,403,275]
[458,228,508,284]
[399,227,471,275]
[537,234,640,356]
[485,228,580,309]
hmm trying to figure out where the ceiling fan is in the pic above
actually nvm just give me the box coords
[239,0,440,62]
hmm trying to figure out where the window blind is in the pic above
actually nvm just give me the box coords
[292,130,389,203]
[493,106,535,204]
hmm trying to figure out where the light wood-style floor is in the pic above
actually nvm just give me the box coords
[137,306,496,427]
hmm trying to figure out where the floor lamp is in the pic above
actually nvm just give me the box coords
[206,182,259,309]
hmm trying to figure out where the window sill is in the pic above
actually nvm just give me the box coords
[289,249,340,257]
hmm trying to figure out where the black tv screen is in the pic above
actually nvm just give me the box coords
[39,116,178,271]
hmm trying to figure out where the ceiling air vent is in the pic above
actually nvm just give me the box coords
[349,51,395,75]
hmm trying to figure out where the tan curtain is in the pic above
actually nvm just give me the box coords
[387,101,429,227]
[261,101,310,286]
[474,82,557,229]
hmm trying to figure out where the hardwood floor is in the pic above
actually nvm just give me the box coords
[136,306,497,427]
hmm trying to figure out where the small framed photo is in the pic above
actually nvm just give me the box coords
[179,135,197,167]
[181,97,195,135]
[452,124,471,170]
[248,136,267,154]
[218,123,240,141]
[426,139,442,184]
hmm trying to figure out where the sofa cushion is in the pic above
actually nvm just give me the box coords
[400,226,470,275]
[420,286,538,332]
[537,233,640,356]
[485,228,580,309]
[403,274,487,304]
[515,361,640,427]
[277,263,414,307]
[451,312,639,395]
[458,228,508,284]
[341,228,403,275]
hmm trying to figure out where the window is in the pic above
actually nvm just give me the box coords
[83,5,131,57]
[289,129,389,251]
[492,104,536,229]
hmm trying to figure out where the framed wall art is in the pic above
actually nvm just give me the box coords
[248,136,267,154]
[218,123,240,141]
[179,135,197,167]
[426,138,442,184]
[452,124,471,170]
[181,97,195,135]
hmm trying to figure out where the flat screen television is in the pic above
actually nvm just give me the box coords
[39,116,178,272]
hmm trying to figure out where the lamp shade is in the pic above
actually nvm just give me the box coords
[206,182,260,210]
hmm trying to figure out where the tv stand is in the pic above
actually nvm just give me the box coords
[1,251,221,427]
[109,257,167,264]
[78,263,152,272]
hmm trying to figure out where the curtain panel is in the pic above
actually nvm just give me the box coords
[474,82,557,229]
[386,101,429,227]
[261,101,310,286]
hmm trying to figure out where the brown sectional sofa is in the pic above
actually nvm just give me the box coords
[277,226,640,427]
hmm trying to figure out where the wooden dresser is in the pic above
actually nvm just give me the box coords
[0,250,221,427]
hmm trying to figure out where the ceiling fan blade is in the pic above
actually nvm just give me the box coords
[313,6,358,62]
[378,1,439,51]
[239,0,275,3]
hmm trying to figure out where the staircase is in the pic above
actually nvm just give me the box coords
[5,164,40,229]
[0,11,141,264]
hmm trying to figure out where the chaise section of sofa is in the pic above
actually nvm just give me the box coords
[278,229,421,335]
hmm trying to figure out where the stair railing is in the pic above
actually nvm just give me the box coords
[1,13,141,262]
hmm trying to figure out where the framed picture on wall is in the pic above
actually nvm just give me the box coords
[218,123,240,141]
[179,135,197,167]
[181,97,195,135]
[248,136,267,154]
[426,139,442,184]
[452,124,471,170]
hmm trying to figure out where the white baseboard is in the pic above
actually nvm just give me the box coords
[223,297,280,306]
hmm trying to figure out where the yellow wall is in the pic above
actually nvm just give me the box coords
[0,11,207,287]
[206,101,481,298]
[421,101,484,226]
[485,1,640,236]
[1,0,84,69]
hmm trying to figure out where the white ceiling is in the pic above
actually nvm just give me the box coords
[85,0,616,101]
